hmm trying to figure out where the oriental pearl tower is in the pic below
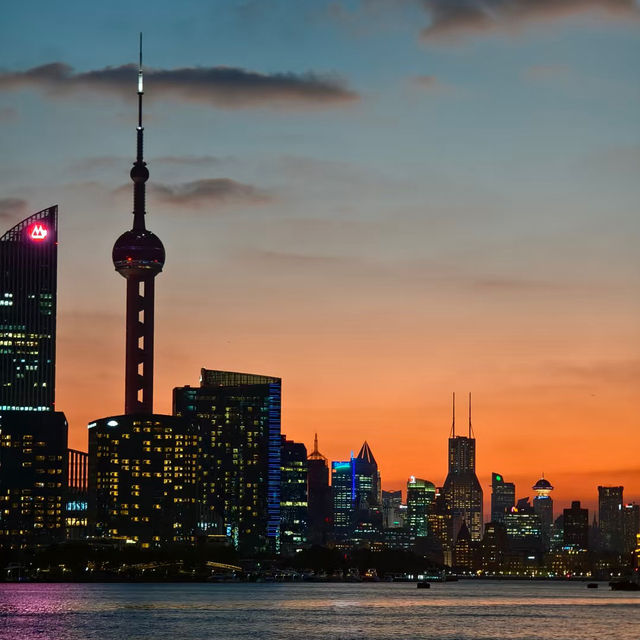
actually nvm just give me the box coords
[112,35,165,415]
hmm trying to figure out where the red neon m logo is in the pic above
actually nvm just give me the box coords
[29,223,48,242]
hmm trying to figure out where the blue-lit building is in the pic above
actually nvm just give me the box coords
[173,368,282,554]
[331,458,354,540]
[331,442,382,544]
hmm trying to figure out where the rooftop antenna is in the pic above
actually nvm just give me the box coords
[132,31,148,232]
[450,392,456,437]
[468,392,474,438]
[313,433,319,454]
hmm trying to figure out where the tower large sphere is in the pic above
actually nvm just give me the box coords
[112,228,165,277]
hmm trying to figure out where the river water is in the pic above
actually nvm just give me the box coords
[0,581,638,640]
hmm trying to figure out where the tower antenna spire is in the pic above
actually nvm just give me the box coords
[468,392,474,438]
[131,31,148,232]
[450,391,456,437]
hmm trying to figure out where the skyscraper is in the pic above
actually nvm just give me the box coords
[88,43,199,547]
[622,503,640,556]
[491,472,515,524]
[504,498,543,555]
[442,393,483,541]
[563,501,589,551]
[598,486,624,554]
[331,458,353,541]
[532,475,554,548]
[173,369,282,553]
[280,436,307,555]
[331,442,383,545]
[382,490,405,529]
[0,206,57,411]
[0,207,68,549]
[352,441,382,532]
[307,434,331,545]
[406,476,435,538]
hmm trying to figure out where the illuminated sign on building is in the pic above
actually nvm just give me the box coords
[28,223,49,242]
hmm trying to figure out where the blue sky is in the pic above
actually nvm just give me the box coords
[1,0,639,503]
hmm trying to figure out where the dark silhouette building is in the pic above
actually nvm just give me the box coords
[173,369,282,553]
[280,436,307,555]
[598,485,624,554]
[382,489,405,529]
[442,393,483,541]
[563,500,589,551]
[0,207,69,549]
[491,472,515,523]
[307,434,331,545]
[88,45,199,547]
[478,521,509,574]
[622,503,640,556]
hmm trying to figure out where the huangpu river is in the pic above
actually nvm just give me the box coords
[0,581,638,640]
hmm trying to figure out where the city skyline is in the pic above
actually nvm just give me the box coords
[1,1,638,512]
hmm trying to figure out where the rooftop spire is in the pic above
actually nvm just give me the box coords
[131,32,149,232]
[308,432,327,461]
[468,392,474,438]
[450,391,456,437]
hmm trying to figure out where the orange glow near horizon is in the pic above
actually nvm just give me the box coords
[59,297,640,517]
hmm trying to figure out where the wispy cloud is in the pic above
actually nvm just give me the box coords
[0,107,17,123]
[523,64,572,80]
[0,63,359,109]
[124,178,273,209]
[420,0,639,40]
[0,197,27,220]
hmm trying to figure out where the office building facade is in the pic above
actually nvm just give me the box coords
[491,472,515,524]
[173,369,282,553]
[598,486,624,554]
[280,436,307,555]
[406,476,435,538]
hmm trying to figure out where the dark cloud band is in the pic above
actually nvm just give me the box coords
[0,63,359,109]
[420,0,639,39]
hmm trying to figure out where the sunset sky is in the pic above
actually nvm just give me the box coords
[1,0,638,514]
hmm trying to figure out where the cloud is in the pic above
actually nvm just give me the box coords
[73,154,231,172]
[148,178,272,209]
[0,197,27,220]
[410,74,453,92]
[523,64,571,80]
[0,63,359,109]
[420,0,640,40]
[0,107,17,123]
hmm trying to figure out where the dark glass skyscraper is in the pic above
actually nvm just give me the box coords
[0,207,68,549]
[173,369,282,553]
[598,485,624,554]
[0,206,57,411]
[406,476,435,538]
[280,436,307,555]
[563,500,588,551]
[442,394,483,541]
[491,472,515,523]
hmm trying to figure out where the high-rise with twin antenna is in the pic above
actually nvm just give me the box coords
[112,34,165,414]
[442,392,483,542]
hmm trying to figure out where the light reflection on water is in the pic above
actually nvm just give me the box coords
[0,581,638,640]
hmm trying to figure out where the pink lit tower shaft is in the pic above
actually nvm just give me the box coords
[112,36,165,414]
